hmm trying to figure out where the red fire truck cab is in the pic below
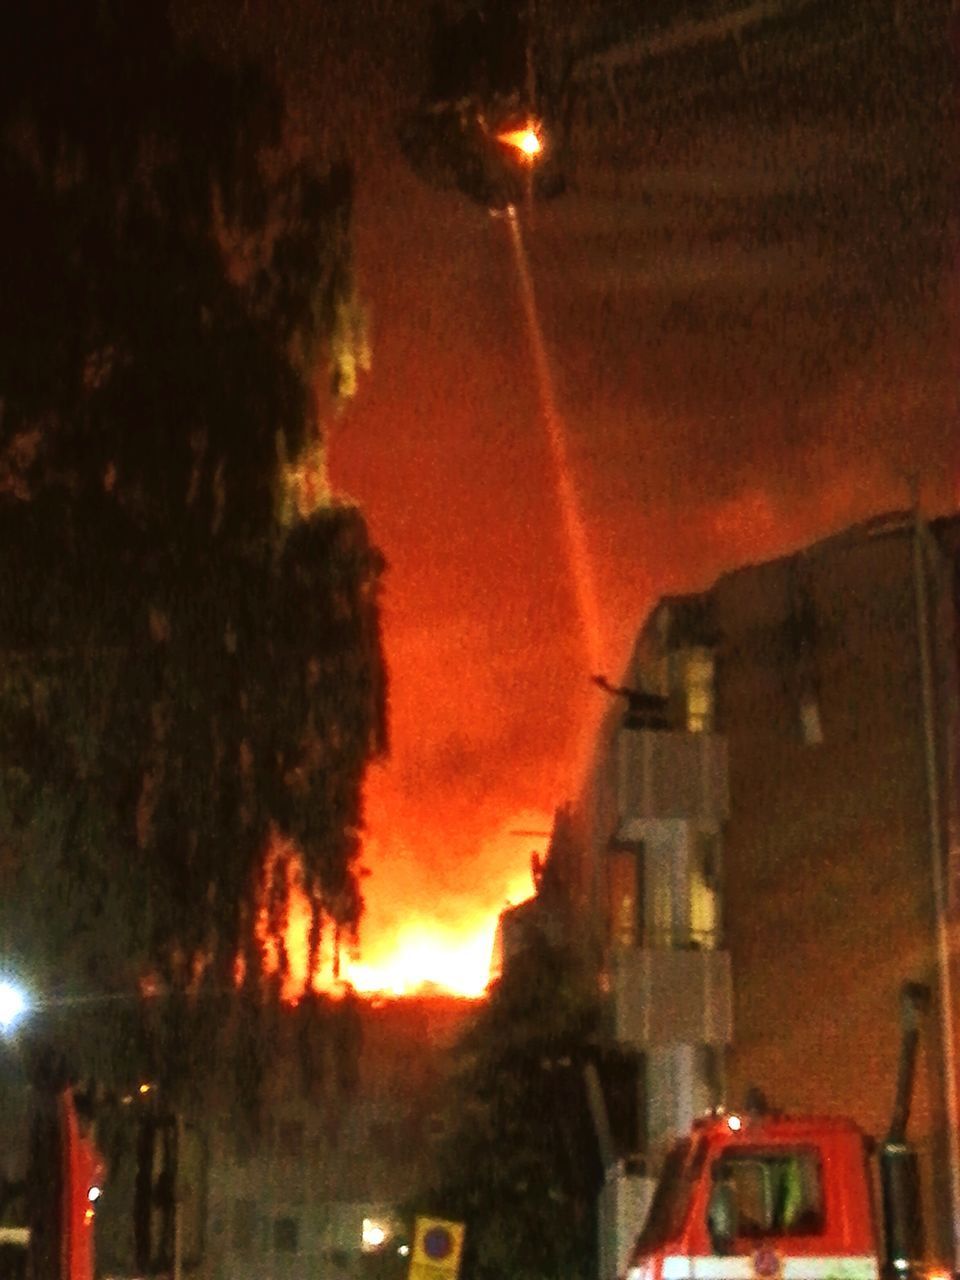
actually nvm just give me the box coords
[625,1110,931,1280]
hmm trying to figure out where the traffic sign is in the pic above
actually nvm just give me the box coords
[409,1216,465,1280]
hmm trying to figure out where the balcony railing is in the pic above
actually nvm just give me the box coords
[607,946,732,1048]
[617,728,729,829]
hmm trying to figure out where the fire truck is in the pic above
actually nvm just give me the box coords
[624,984,948,1280]
[0,1087,104,1280]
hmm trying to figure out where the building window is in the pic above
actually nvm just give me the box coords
[606,840,643,949]
[695,1045,724,1112]
[273,1216,299,1253]
[232,1199,257,1253]
[277,1120,304,1159]
[690,832,720,947]
[799,697,823,745]
[684,649,715,733]
[369,1120,401,1156]
[234,1126,255,1166]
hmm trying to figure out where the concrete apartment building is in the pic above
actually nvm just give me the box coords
[580,597,733,1279]
[85,995,470,1280]
[580,510,960,1274]
[203,997,465,1280]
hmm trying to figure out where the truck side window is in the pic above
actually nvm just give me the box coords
[713,1148,824,1239]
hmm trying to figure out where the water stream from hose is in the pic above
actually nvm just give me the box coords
[504,205,605,680]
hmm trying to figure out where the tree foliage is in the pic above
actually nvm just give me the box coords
[0,0,385,1094]
[425,811,602,1280]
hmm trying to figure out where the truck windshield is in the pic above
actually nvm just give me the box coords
[634,1138,706,1252]
[713,1147,824,1238]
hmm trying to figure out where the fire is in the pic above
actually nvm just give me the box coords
[338,918,501,998]
[338,853,536,997]
[257,826,538,1002]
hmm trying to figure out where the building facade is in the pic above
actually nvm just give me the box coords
[85,996,469,1280]
[578,609,734,1279]
[579,510,960,1273]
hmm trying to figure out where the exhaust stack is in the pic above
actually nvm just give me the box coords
[880,981,931,1277]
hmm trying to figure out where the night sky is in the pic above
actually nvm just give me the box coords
[185,0,958,977]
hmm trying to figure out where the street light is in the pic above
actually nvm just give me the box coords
[0,979,27,1033]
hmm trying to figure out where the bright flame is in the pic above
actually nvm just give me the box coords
[256,824,538,1001]
[497,126,543,159]
[340,918,502,999]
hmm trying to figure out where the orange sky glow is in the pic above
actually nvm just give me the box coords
[208,0,958,1006]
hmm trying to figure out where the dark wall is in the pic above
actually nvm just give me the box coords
[715,523,954,1258]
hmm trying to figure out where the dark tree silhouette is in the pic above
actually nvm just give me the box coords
[0,0,385,1103]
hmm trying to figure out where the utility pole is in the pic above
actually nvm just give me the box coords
[171,1110,183,1280]
[911,505,960,1272]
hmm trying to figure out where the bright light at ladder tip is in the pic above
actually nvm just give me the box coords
[0,980,27,1032]
[726,1114,742,1132]
[497,125,543,158]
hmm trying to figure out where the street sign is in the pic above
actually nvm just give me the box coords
[409,1216,465,1280]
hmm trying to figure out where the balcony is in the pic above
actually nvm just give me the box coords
[617,728,728,832]
[608,946,732,1048]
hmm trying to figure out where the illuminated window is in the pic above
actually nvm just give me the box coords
[690,832,720,947]
[799,697,823,745]
[684,650,715,733]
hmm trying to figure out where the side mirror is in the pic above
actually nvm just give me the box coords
[707,1178,738,1255]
